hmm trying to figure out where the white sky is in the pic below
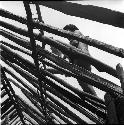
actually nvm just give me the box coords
[0,1,124,123]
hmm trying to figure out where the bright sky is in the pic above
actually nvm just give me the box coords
[0,1,124,123]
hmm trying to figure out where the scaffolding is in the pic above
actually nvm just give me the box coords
[1,1,124,124]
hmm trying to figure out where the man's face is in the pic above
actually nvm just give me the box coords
[67,30,79,46]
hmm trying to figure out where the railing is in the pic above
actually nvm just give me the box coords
[1,1,124,124]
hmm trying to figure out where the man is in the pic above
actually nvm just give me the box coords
[63,24,97,96]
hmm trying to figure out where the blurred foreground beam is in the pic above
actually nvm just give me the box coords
[31,1,124,29]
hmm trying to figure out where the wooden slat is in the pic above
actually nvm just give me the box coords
[10,76,88,124]
[1,106,15,120]
[31,1,124,29]
[9,78,74,123]
[17,95,51,124]
[1,100,13,114]
[1,41,31,56]
[1,98,10,107]
[48,104,73,124]
[1,67,26,125]
[9,110,18,123]
[9,115,18,125]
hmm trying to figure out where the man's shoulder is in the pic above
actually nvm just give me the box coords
[74,30,84,37]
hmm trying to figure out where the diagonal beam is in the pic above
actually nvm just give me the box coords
[31,1,124,29]
[23,3,48,122]
[1,67,26,125]
[0,27,119,78]
[0,9,124,58]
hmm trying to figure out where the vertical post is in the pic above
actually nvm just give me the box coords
[35,3,44,35]
[35,3,46,66]
[104,93,118,124]
[35,3,50,122]
[1,67,26,125]
[23,1,47,123]
[116,63,124,89]
[115,63,124,124]
[104,63,124,124]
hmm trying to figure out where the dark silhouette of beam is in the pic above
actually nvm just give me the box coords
[31,1,124,29]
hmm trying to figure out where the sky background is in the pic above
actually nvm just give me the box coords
[0,1,124,124]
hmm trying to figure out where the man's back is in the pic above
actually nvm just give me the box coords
[70,30,91,71]
[63,24,97,96]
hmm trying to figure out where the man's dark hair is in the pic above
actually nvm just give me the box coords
[63,24,79,32]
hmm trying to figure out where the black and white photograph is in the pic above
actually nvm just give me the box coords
[1,1,124,124]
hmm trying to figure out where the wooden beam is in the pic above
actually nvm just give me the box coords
[31,1,124,29]
[0,27,119,79]
[1,41,124,98]
[1,49,105,121]
[0,42,106,108]
[1,67,26,125]
[0,9,124,58]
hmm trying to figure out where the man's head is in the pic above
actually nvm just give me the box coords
[63,24,79,32]
[63,24,79,46]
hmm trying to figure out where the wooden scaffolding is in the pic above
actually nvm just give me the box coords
[1,1,124,124]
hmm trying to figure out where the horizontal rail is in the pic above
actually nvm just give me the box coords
[1,40,105,107]
[0,9,124,58]
[1,48,106,121]
[30,1,124,29]
[0,41,113,103]
[1,67,26,125]
[9,78,80,124]
[1,32,124,98]
[1,43,105,109]
[1,41,31,56]
[8,68,88,124]
[1,56,103,123]
[1,98,10,107]
[0,24,119,78]
[18,98,45,124]
[1,106,15,120]
[38,47,124,98]
[1,100,13,114]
